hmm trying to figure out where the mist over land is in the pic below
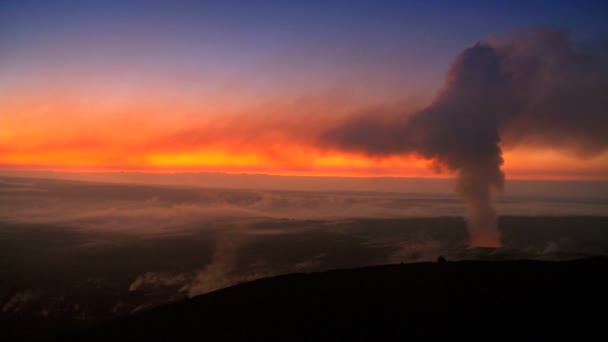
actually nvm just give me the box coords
[2,174,608,340]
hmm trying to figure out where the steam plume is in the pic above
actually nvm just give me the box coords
[322,29,608,246]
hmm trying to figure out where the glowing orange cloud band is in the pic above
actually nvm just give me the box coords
[2,136,607,180]
[1,88,607,180]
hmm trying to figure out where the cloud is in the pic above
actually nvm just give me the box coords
[127,234,273,298]
[128,272,188,292]
[321,28,608,246]
[0,177,467,236]
[494,30,608,155]
[2,290,39,313]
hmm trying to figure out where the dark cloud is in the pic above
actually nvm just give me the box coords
[495,30,608,155]
[321,29,608,246]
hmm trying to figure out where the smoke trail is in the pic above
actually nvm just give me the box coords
[321,29,608,246]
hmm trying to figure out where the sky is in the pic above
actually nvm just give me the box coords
[1,0,608,179]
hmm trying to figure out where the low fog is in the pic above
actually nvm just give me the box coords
[1,175,608,324]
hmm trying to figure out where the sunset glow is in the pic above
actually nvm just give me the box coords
[2,107,607,180]
[1,1,607,181]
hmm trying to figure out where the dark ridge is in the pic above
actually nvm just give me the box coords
[73,258,608,341]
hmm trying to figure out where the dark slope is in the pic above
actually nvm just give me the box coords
[78,258,608,341]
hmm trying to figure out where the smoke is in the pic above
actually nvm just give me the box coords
[495,30,608,154]
[321,29,608,247]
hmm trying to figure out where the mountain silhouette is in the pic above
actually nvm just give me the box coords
[76,258,608,341]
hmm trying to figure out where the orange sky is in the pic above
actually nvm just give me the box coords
[2,91,607,180]
[2,60,607,181]
[2,1,608,182]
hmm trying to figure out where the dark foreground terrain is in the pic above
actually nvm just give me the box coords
[74,257,607,341]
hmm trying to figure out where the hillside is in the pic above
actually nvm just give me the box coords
[77,258,608,341]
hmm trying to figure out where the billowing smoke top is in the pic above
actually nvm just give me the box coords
[321,29,608,247]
